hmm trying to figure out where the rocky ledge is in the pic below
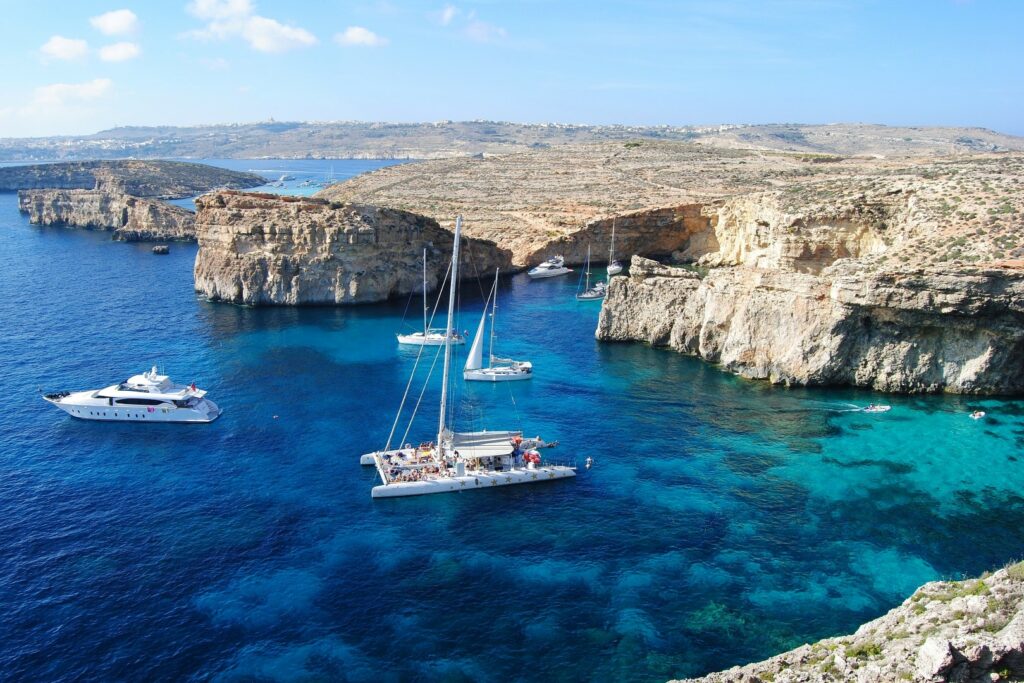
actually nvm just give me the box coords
[675,562,1024,683]
[193,191,510,305]
[0,160,264,198]
[18,189,196,241]
[598,256,1024,394]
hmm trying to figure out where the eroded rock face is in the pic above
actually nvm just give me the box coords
[597,256,1024,394]
[193,191,510,305]
[673,562,1024,683]
[18,189,196,241]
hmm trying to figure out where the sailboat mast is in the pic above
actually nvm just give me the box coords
[437,216,462,453]
[585,245,591,290]
[488,269,499,364]
[421,248,428,335]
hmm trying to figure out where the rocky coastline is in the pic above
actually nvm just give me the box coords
[193,191,510,305]
[675,562,1024,683]
[597,256,1024,394]
[0,160,263,198]
[18,189,196,241]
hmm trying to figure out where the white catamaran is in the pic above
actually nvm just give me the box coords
[361,216,575,498]
[397,249,466,347]
[464,269,532,382]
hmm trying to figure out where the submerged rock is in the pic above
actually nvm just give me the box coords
[193,191,511,305]
[672,562,1024,683]
[18,189,196,242]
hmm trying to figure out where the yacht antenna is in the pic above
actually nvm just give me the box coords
[437,216,462,455]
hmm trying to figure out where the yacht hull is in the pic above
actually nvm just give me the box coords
[527,267,571,279]
[44,393,221,423]
[371,465,576,498]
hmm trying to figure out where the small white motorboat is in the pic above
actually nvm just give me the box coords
[970,410,986,420]
[528,256,572,279]
[42,366,221,423]
[862,404,891,413]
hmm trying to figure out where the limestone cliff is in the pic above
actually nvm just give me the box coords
[193,191,510,305]
[0,160,264,198]
[18,189,196,242]
[675,562,1024,683]
[598,256,1024,394]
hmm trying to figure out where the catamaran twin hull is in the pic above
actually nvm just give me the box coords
[370,465,576,498]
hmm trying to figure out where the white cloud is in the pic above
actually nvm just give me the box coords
[464,20,506,43]
[244,16,317,52]
[40,35,89,61]
[199,56,230,70]
[90,9,139,35]
[31,78,113,107]
[99,42,141,62]
[334,26,388,47]
[185,0,317,53]
[439,4,458,26]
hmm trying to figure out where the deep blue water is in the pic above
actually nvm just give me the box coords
[1,161,1023,682]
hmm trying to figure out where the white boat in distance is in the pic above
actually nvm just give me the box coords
[607,218,624,276]
[42,366,221,423]
[362,216,575,498]
[528,255,572,279]
[464,269,532,382]
[576,245,607,301]
[397,248,466,347]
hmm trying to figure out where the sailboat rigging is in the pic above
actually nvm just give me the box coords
[396,249,466,346]
[360,216,574,498]
[464,270,533,382]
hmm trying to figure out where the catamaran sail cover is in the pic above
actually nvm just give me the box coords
[451,430,522,458]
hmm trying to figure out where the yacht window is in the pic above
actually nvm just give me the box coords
[115,398,165,406]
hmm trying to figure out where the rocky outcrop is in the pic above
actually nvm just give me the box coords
[0,160,264,198]
[597,256,1024,394]
[675,562,1024,683]
[18,189,196,241]
[193,191,510,305]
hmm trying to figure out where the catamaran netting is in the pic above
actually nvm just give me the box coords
[450,430,522,458]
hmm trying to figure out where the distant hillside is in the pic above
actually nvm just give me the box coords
[1,121,1021,162]
[0,160,264,198]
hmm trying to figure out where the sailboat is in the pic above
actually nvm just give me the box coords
[576,245,607,301]
[396,249,466,346]
[464,270,532,382]
[607,218,624,276]
[361,216,575,498]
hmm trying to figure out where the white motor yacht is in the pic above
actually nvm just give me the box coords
[527,256,572,279]
[42,366,221,423]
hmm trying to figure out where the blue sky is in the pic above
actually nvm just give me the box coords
[1,0,1021,137]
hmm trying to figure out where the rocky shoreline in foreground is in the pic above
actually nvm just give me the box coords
[674,562,1024,683]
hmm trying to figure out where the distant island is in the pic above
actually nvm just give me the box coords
[1,120,1022,162]
[9,160,265,242]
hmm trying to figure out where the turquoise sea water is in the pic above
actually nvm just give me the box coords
[1,161,1023,681]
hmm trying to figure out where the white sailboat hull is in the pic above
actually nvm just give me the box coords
[396,332,466,346]
[464,364,533,382]
[371,465,576,498]
[607,262,623,276]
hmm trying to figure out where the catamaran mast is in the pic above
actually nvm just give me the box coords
[437,216,462,454]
